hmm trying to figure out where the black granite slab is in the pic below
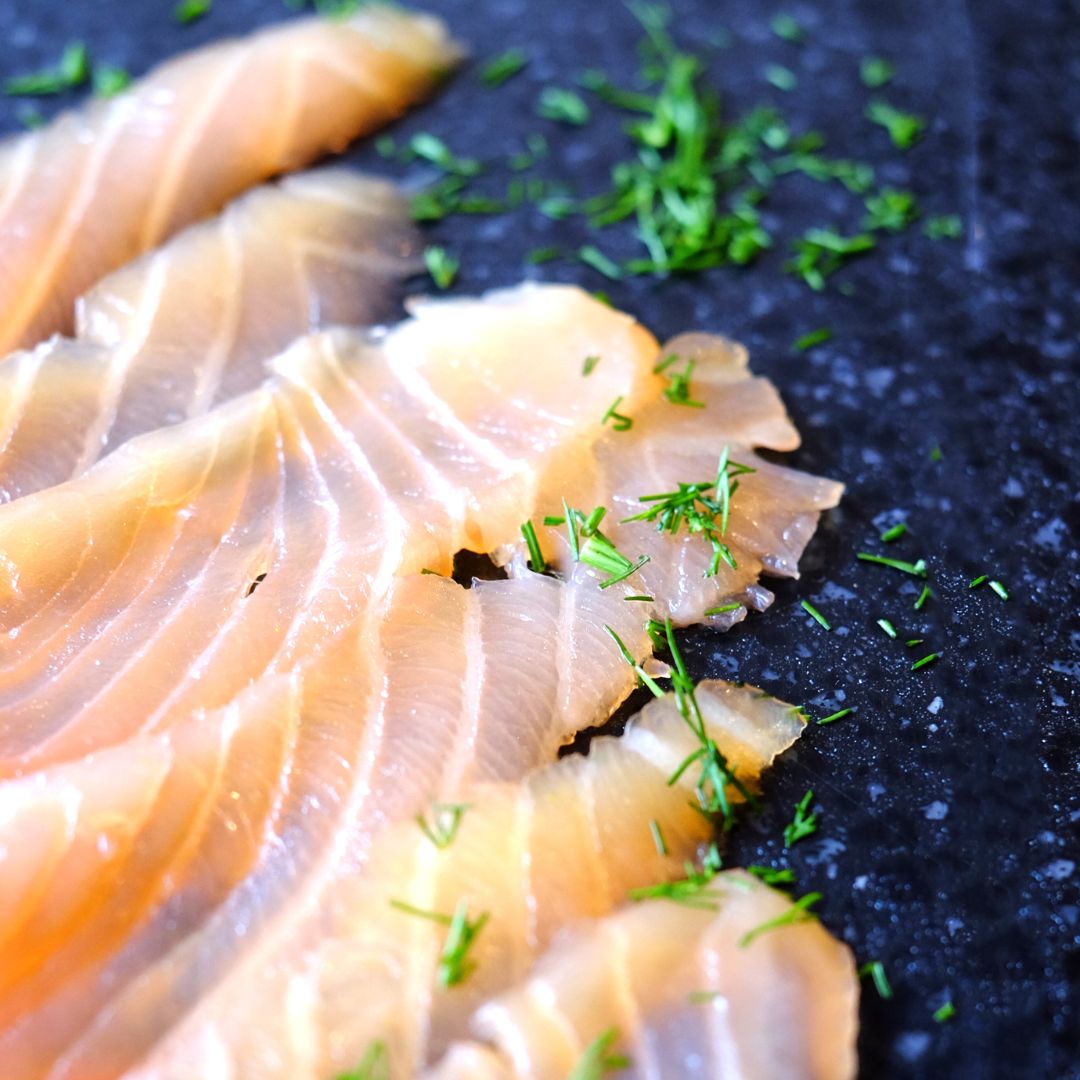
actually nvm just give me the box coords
[0,0,1076,1076]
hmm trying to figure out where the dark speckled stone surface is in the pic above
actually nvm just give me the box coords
[1,0,1076,1076]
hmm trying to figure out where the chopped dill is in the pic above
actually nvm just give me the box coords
[933,1000,957,1023]
[876,618,897,637]
[859,959,894,999]
[817,707,854,726]
[800,599,831,631]
[910,652,940,671]
[739,891,821,948]
[914,584,932,610]
[747,865,796,886]
[4,41,90,96]
[567,1028,631,1080]
[783,789,819,848]
[480,48,528,88]
[582,354,601,376]
[857,553,928,576]
[649,819,668,856]
[705,603,741,616]
[866,99,926,149]
[520,519,546,573]
[333,1040,390,1080]
[601,396,633,431]
[424,246,459,289]
[389,898,489,987]
[538,86,591,125]
[859,56,895,88]
[880,522,908,542]
[175,0,211,24]
[793,326,833,351]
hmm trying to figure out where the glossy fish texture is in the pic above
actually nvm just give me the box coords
[0,168,420,501]
[117,682,804,1079]
[0,5,458,354]
[430,871,859,1080]
[0,285,659,778]
[0,570,650,1079]
[507,332,845,625]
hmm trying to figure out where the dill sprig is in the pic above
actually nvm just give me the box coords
[739,891,821,948]
[655,354,705,408]
[621,446,754,576]
[783,789,819,847]
[389,898,489,987]
[415,802,469,850]
[567,1028,631,1080]
[333,1040,390,1080]
[548,504,649,588]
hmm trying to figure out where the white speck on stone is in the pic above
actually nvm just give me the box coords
[1002,476,1024,498]
[924,800,949,821]
[868,783,886,803]
[927,696,944,715]
[947,918,964,937]
[1043,860,1075,881]
[896,1032,931,1062]
[853,874,869,890]
[1034,517,1067,552]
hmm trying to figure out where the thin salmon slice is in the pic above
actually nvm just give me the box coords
[0,570,650,1079]
[509,332,844,625]
[430,871,858,1080]
[107,682,803,1079]
[0,168,419,502]
[0,285,659,777]
[0,5,459,354]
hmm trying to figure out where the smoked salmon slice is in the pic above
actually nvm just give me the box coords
[0,168,419,501]
[430,871,859,1080]
[0,570,652,1079]
[105,681,805,1079]
[0,285,660,777]
[511,332,844,625]
[0,5,459,354]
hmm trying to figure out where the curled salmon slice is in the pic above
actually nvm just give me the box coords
[109,682,803,1079]
[0,5,459,354]
[0,570,650,1079]
[0,168,419,502]
[507,332,844,625]
[0,285,659,776]
[430,871,858,1080]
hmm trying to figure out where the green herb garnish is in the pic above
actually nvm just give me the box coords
[923,214,963,240]
[800,599,831,631]
[765,64,797,91]
[857,553,928,576]
[817,707,854,726]
[866,99,926,150]
[92,64,131,98]
[658,355,705,407]
[914,584,932,610]
[739,891,821,948]
[933,1000,956,1023]
[389,899,489,987]
[175,0,211,24]
[859,57,895,88]
[783,789,819,847]
[480,48,528,88]
[520,519,546,573]
[410,132,482,176]
[649,819,668,856]
[567,1028,631,1080]
[538,86,591,125]
[415,802,469,849]
[579,244,622,279]
[582,354,601,376]
[333,1040,390,1080]
[424,247,459,290]
[601,396,633,431]
[863,187,918,232]
[989,580,1009,600]
[787,228,876,290]
[747,865,795,885]
[705,602,741,616]
[793,327,833,351]
[4,42,90,96]
[910,652,940,671]
[859,959,893,999]
[880,523,907,542]
[770,13,804,41]
[877,618,897,638]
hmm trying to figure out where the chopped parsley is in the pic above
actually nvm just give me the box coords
[859,57,896,88]
[800,599,831,631]
[567,1028,631,1080]
[866,99,926,150]
[480,48,528,88]
[859,959,894,999]
[793,327,833,351]
[4,42,90,96]
[739,891,821,948]
[783,789,819,847]
[538,86,591,125]
[415,802,469,849]
[389,898,489,988]
[175,0,212,24]
[423,246,459,290]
